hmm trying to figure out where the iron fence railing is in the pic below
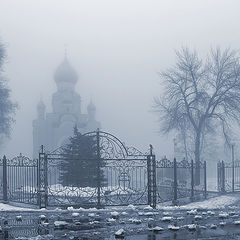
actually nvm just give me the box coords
[0,130,208,209]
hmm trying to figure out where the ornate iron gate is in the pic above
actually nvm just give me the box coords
[38,130,155,208]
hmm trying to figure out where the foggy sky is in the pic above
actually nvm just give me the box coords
[0,0,239,158]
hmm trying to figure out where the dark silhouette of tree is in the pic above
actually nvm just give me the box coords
[0,41,17,145]
[59,126,105,187]
[154,47,240,184]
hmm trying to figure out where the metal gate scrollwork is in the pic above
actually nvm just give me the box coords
[42,129,154,208]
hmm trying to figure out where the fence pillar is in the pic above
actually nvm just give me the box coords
[204,161,207,199]
[232,145,235,192]
[221,160,225,193]
[44,154,48,207]
[38,145,47,209]
[172,158,177,205]
[147,144,156,208]
[191,159,194,201]
[2,155,8,203]
[96,129,101,209]
[217,162,220,192]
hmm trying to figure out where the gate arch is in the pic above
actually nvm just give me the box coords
[44,129,151,207]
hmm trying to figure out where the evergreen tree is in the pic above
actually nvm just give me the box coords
[59,126,105,187]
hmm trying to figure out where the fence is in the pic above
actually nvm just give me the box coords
[156,158,207,204]
[218,160,240,193]
[0,155,38,204]
[0,130,208,209]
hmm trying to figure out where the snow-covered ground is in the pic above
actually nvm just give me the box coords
[207,177,218,191]
[157,195,239,210]
[0,194,239,212]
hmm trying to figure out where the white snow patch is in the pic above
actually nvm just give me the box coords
[157,195,238,210]
[88,213,96,217]
[67,206,74,211]
[16,215,22,221]
[72,212,79,217]
[219,221,226,226]
[161,216,173,221]
[187,224,197,230]
[194,215,202,220]
[219,212,228,218]
[110,211,119,217]
[184,196,237,210]
[128,218,142,224]
[144,212,154,216]
[153,226,164,231]
[210,224,217,229]
[187,209,197,215]
[127,204,137,210]
[163,211,171,216]
[54,221,68,227]
[207,211,215,215]
[144,205,153,211]
[0,203,36,211]
[168,225,179,230]
[115,228,124,236]
[107,218,116,222]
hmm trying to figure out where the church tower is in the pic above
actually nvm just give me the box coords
[32,55,101,158]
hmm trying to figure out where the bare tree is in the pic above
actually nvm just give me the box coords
[154,47,240,184]
[0,41,17,145]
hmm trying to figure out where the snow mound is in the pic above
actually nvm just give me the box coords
[168,225,179,230]
[187,224,197,230]
[157,195,238,210]
[161,216,173,221]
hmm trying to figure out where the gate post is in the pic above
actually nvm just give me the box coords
[96,129,101,209]
[217,161,220,192]
[172,158,177,205]
[147,145,156,208]
[221,160,225,193]
[232,145,235,192]
[38,145,48,209]
[44,154,48,207]
[2,155,8,203]
[204,161,207,199]
[191,159,194,201]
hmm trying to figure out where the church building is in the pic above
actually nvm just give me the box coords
[32,55,100,158]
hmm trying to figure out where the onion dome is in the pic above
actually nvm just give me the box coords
[54,56,78,83]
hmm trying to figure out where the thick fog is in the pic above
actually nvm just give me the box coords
[0,0,239,158]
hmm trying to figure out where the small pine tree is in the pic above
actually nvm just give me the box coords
[59,126,105,187]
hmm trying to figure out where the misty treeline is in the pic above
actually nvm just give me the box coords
[154,47,240,183]
[0,41,17,146]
